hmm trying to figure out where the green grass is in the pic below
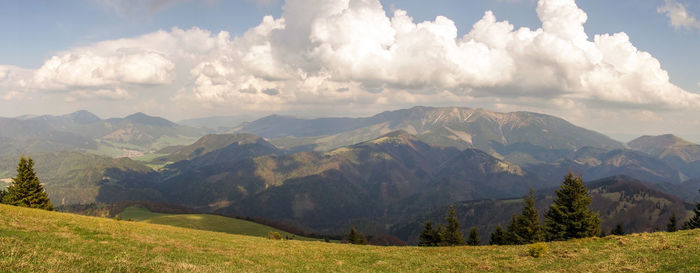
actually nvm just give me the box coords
[149,135,199,151]
[1,204,700,272]
[118,206,317,241]
[117,206,168,221]
[131,153,171,170]
[132,153,168,163]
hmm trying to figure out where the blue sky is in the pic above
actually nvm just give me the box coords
[0,0,699,140]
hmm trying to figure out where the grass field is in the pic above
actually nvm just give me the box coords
[118,206,317,240]
[131,153,171,170]
[1,204,700,272]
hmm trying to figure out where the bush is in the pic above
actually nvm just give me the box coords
[268,231,282,240]
[527,243,547,258]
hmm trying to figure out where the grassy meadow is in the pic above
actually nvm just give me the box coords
[118,206,317,241]
[1,204,699,272]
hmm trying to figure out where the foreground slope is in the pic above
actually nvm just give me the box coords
[1,204,699,272]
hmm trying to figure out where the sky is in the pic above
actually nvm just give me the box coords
[0,0,699,141]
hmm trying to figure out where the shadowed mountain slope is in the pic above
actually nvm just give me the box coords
[391,175,694,244]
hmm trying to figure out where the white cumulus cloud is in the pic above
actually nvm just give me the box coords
[3,0,699,112]
[30,27,227,99]
[186,0,700,109]
[658,0,700,30]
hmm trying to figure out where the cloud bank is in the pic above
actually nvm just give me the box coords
[3,0,699,113]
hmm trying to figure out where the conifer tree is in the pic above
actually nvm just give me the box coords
[347,226,367,245]
[441,205,465,246]
[0,188,6,203]
[418,221,441,246]
[467,227,480,246]
[507,188,543,244]
[544,172,600,241]
[2,156,53,211]
[685,190,700,230]
[489,225,508,245]
[611,223,625,236]
[667,212,678,232]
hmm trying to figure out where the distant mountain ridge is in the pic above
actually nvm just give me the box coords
[237,106,623,157]
[628,134,700,179]
[0,110,206,156]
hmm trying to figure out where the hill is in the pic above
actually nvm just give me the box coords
[150,133,275,166]
[155,131,537,233]
[1,204,699,272]
[117,206,316,240]
[628,134,700,180]
[524,148,683,185]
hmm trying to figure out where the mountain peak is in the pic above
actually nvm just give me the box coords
[62,110,101,124]
[123,112,175,127]
[628,134,696,156]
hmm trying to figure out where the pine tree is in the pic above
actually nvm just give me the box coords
[441,205,465,246]
[611,223,625,235]
[347,226,367,245]
[0,188,6,203]
[667,212,678,232]
[489,225,508,245]
[2,156,53,211]
[467,227,480,246]
[418,221,441,246]
[685,190,700,230]
[544,172,600,241]
[507,188,543,244]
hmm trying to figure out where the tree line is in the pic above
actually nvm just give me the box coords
[418,172,700,246]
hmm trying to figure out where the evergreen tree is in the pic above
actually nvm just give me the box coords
[489,225,508,245]
[418,221,441,246]
[0,188,6,203]
[2,156,53,211]
[467,227,480,246]
[667,212,678,232]
[544,172,600,241]
[441,205,465,246]
[611,223,625,236]
[347,226,367,245]
[507,188,543,244]
[685,190,700,230]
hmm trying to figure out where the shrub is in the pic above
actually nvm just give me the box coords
[268,231,282,240]
[527,243,547,258]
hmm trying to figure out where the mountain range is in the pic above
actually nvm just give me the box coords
[1,106,700,239]
[0,111,203,158]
